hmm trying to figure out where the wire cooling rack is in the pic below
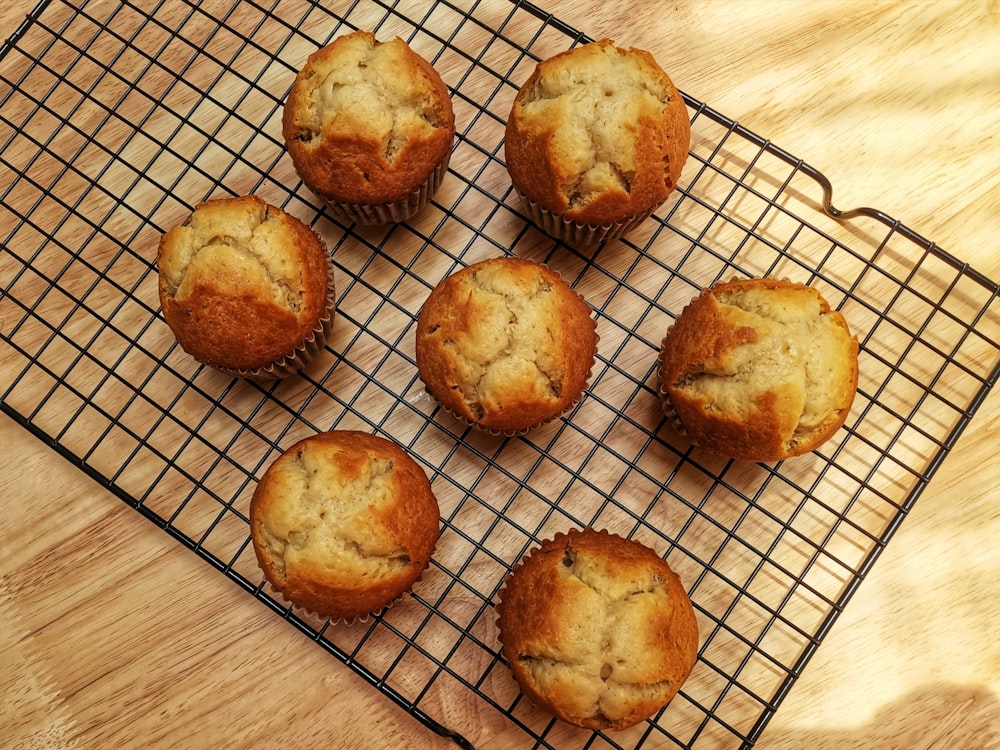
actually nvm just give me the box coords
[2,1,999,748]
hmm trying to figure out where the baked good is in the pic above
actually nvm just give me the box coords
[249,430,440,621]
[495,527,699,731]
[157,195,335,378]
[658,277,859,461]
[414,256,597,434]
[504,39,689,245]
[282,29,455,225]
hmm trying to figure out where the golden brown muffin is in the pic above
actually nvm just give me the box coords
[658,277,859,461]
[505,39,689,245]
[282,29,455,225]
[414,256,597,434]
[157,195,335,378]
[249,430,440,621]
[496,527,699,731]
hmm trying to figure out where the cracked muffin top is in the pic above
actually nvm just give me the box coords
[414,256,598,434]
[505,39,689,229]
[658,277,859,461]
[281,29,455,207]
[157,195,333,376]
[496,527,699,731]
[249,430,440,621]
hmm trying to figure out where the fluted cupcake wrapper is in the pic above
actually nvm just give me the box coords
[655,328,689,439]
[515,189,657,246]
[266,567,430,627]
[322,150,451,226]
[279,585,398,627]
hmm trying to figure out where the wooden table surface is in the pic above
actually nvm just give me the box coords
[2,1,999,748]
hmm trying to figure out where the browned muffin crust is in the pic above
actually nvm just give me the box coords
[157,195,331,374]
[414,256,597,433]
[496,528,699,731]
[659,277,859,461]
[282,30,455,206]
[505,38,689,227]
[249,430,440,621]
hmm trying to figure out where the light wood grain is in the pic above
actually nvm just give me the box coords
[2,1,999,748]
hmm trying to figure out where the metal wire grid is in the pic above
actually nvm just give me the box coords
[1,0,999,747]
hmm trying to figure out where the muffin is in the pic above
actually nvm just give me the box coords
[282,29,455,225]
[414,256,598,434]
[505,39,689,245]
[496,527,699,731]
[249,430,441,622]
[658,277,859,461]
[157,195,335,378]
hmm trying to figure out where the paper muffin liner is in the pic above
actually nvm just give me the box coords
[515,189,657,246]
[271,577,413,628]
[321,149,451,226]
[211,251,337,380]
[418,263,599,436]
[655,327,690,440]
